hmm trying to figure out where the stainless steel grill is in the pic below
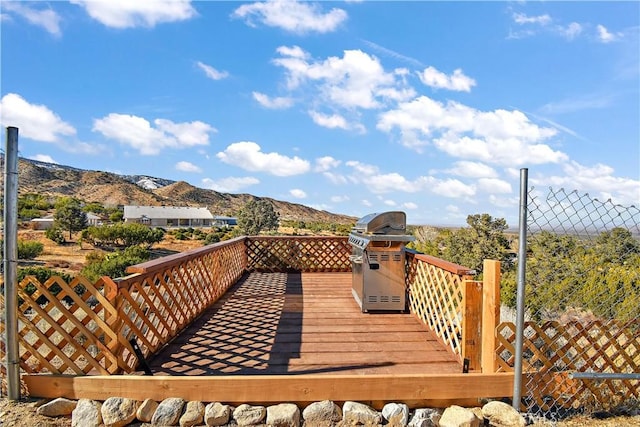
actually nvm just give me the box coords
[348,211,415,312]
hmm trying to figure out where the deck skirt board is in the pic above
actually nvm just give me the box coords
[147,272,461,375]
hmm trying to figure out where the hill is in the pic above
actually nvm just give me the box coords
[0,156,355,224]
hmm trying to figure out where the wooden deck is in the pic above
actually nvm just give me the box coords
[147,272,462,375]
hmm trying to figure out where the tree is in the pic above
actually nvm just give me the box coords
[54,197,88,239]
[237,199,279,235]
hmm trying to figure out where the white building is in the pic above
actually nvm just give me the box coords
[123,206,214,228]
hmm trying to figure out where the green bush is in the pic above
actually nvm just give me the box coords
[81,246,150,282]
[45,226,66,244]
[18,240,44,260]
[84,222,164,248]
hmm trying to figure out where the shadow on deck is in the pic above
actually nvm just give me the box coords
[147,272,461,376]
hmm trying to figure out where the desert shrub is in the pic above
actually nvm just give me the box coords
[84,222,164,248]
[81,246,150,282]
[18,240,44,260]
[45,226,66,244]
[204,232,221,245]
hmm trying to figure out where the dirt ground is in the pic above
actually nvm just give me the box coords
[1,398,639,427]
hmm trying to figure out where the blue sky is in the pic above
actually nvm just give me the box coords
[1,1,638,226]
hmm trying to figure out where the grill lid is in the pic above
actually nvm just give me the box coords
[353,211,407,235]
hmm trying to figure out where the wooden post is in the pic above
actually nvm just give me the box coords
[102,276,124,373]
[481,260,501,373]
[462,279,482,372]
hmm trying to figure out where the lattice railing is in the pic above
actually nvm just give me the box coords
[114,237,247,370]
[246,236,351,272]
[406,252,476,358]
[496,320,640,411]
[0,237,248,380]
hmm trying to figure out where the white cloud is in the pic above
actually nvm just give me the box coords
[330,195,349,203]
[197,61,229,80]
[445,161,498,178]
[534,161,640,206]
[417,67,476,92]
[315,156,340,172]
[253,92,294,109]
[345,160,476,199]
[377,96,565,164]
[477,178,513,194]
[232,0,347,34]
[289,188,307,199]
[273,47,406,109]
[0,93,76,142]
[202,176,260,193]
[596,24,620,43]
[2,2,62,36]
[361,199,372,207]
[513,13,551,26]
[323,171,348,185]
[540,92,613,115]
[216,141,310,176]
[559,22,582,40]
[175,161,202,173]
[29,154,57,164]
[92,113,213,155]
[309,111,348,130]
[402,202,418,209]
[70,0,197,28]
[383,199,397,206]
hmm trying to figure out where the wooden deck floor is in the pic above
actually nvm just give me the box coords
[147,272,462,375]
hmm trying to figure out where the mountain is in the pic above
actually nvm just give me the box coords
[1,156,356,224]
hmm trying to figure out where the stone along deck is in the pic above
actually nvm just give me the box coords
[147,272,462,375]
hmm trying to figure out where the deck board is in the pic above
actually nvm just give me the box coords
[147,272,462,375]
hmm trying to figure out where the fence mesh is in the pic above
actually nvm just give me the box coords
[520,186,640,419]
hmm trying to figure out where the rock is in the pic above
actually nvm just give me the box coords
[439,405,481,427]
[152,397,186,426]
[36,397,77,417]
[233,403,267,426]
[267,403,300,427]
[302,400,342,427]
[137,399,159,423]
[101,397,139,427]
[180,400,205,427]
[481,401,525,427]
[205,402,233,426]
[342,401,382,426]
[408,408,442,427]
[382,403,409,427]
[71,399,102,427]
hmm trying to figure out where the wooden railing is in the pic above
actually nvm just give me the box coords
[2,236,492,385]
[406,253,501,373]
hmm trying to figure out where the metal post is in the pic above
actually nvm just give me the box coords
[3,126,20,399]
[512,168,528,410]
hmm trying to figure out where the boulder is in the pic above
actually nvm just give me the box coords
[408,408,442,427]
[302,400,342,427]
[342,401,382,426]
[137,399,159,423]
[101,397,139,427]
[233,403,267,426]
[71,399,102,427]
[180,401,205,427]
[205,402,233,426]
[267,403,301,427]
[36,397,77,417]
[382,403,409,427]
[152,397,186,426]
[481,401,525,427]
[439,405,481,427]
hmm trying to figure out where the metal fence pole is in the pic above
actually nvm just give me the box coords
[3,126,20,399]
[512,168,528,410]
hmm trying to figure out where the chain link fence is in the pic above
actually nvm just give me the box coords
[515,186,640,419]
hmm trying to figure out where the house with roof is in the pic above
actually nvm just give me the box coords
[123,206,214,228]
[213,216,238,228]
[30,213,103,230]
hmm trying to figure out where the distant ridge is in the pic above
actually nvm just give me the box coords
[0,156,355,224]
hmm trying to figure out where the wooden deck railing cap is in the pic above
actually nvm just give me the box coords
[407,250,476,276]
[125,236,247,274]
